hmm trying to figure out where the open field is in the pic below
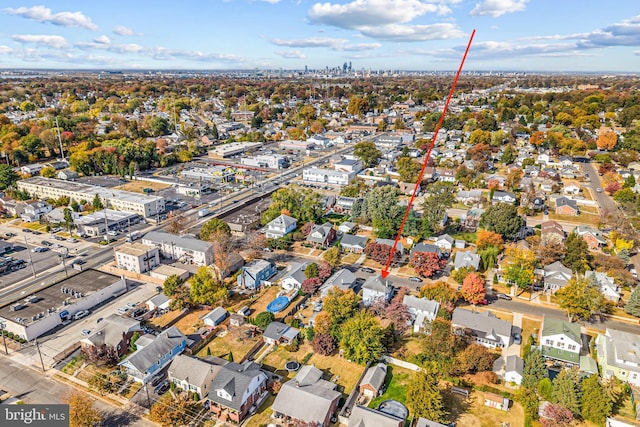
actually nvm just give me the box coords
[113,180,170,193]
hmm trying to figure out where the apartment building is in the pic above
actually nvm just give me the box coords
[115,243,160,273]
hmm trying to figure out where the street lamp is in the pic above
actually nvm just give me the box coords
[59,247,69,277]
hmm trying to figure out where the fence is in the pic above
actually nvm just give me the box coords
[381,355,421,372]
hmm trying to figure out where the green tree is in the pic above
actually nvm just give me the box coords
[353,141,382,168]
[623,174,636,189]
[362,186,404,238]
[522,349,547,390]
[261,186,323,225]
[556,276,606,321]
[339,310,384,365]
[304,262,319,279]
[406,371,447,422]
[189,266,227,305]
[254,311,275,328]
[92,194,103,211]
[421,182,455,235]
[396,157,422,183]
[63,207,74,232]
[581,375,612,425]
[149,116,170,137]
[0,164,19,190]
[347,95,368,117]
[199,217,231,241]
[625,286,640,317]
[515,388,539,421]
[87,372,114,395]
[65,392,102,427]
[163,274,184,297]
[564,232,592,274]
[323,246,341,268]
[324,288,359,338]
[40,166,57,178]
[537,378,554,400]
[552,367,581,415]
[479,203,524,241]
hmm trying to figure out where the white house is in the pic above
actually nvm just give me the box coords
[403,295,440,333]
[452,309,512,349]
[585,271,621,303]
[596,328,640,387]
[434,234,454,252]
[540,317,582,365]
[493,355,524,385]
[265,214,297,239]
[362,274,393,306]
[281,262,308,291]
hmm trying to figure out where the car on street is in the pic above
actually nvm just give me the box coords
[67,238,78,243]
[74,310,90,320]
[32,230,42,235]
[71,259,86,265]
[53,235,64,241]
[118,306,131,314]
[31,247,48,253]
[409,276,423,283]
[150,374,164,386]
[52,243,62,249]
[495,292,512,301]
[41,240,52,247]
[154,380,170,395]
[5,232,16,238]
[81,329,92,336]
[360,267,375,273]
[596,187,602,193]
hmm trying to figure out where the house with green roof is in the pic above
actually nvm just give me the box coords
[539,317,582,365]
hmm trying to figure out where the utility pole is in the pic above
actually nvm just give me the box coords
[60,247,68,277]
[35,338,45,372]
[144,383,151,408]
[24,236,36,277]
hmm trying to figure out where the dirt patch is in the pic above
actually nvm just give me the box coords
[114,180,170,193]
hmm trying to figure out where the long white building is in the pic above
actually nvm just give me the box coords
[142,231,213,266]
[303,168,355,186]
[17,177,165,219]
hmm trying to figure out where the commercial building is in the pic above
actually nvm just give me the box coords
[303,168,356,186]
[208,142,262,159]
[279,139,315,151]
[17,177,165,219]
[114,243,161,273]
[180,167,234,183]
[142,231,214,266]
[241,154,288,169]
[75,209,141,238]
[0,269,127,341]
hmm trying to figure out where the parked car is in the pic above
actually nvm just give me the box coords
[67,238,78,243]
[81,329,92,336]
[360,267,375,273]
[117,307,131,314]
[150,374,164,386]
[53,235,64,241]
[154,380,170,395]
[41,240,52,247]
[31,247,48,253]
[409,276,423,283]
[495,292,512,301]
[513,333,522,345]
[5,232,16,238]
[596,187,602,193]
[74,310,90,320]
[32,230,42,235]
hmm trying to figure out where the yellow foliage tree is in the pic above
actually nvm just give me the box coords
[596,129,617,151]
[615,238,634,253]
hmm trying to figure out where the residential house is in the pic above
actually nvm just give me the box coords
[19,200,53,222]
[493,355,524,385]
[585,271,621,303]
[271,365,341,427]
[202,307,228,328]
[416,419,448,427]
[265,214,297,239]
[543,262,573,294]
[575,226,607,250]
[457,189,483,205]
[563,183,580,195]
[348,405,403,427]
[559,156,573,168]
[486,175,507,188]
[540,180,555,193]
[403,295,440,333]
[237,259,277,291]
[208,361,269,423]
[118,326,190,383]
[434,234,454,252]
[307,222,337,249]
[376,238,405,256]
[492,191,516,205]
[537,153,550,165]
[142,231,213,266]
[281,262,308,291]
[340,234,368,253]
[0,197,17,216]
[168,355,222,399]
[462,208,484,231]
[303,168,356,186]
[555,197,579,216]
[338,221,356,234]
[484,392,510,411]
[359,363,388,397]
[541,220,565,245]
[80,314,142,359]
[452,308,512,349]
[57,168,78,180]
[596,328,640,387]
[398,182,421,196]
[362,274,394,306]
[263,321,300,345]
[319,268,357,298]
[437,168,457,183]
[146,293,171,312]
[335,197,359,214]
[453,249,481,271]
[410,242,442,259]
[540,317,582,365]
[334,158,363,173]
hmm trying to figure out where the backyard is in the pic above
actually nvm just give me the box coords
[368,365,413,409]
[198,325,262,361]
[445,389,525,427]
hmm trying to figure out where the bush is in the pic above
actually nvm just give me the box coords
[301,352,313,364]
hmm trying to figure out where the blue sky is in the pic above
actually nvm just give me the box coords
[0,1,639,71]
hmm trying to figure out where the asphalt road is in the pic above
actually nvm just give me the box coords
[582,161,617,214]
[0,358,154,426]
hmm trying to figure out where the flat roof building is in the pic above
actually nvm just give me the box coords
[142,231,213,266]
[208,142,262,159]
[115,243,160,273]
[17,177,165,219]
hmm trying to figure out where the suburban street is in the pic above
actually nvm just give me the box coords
[582,161,618,214]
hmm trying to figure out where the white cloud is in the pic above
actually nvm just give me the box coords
[5,5,98,30]
[259,0,281,3]
[11,34,68,49]
[275,50,305,58]
[337,42,383,51]
[112,25,141,36]
[359,22,464,41]
[308,0,447,29]
[94,35,111,45]
[271,37,381,51]
[75,41,144,53]
[469,0,528,17]
[0,46,12,54]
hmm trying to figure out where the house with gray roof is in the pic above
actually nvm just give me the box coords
[493,355,524,385]
[119,326,190,384]
[281,261,308,291]
[410,242,442,258]
[596,328,640,387]
[585,271,621,303]
[543,261,572,293]
[362,274,394,306]
[434,234,454,252]
[80,314,142,358]
[237,259,277,290]
[208,361,269,423]
[319,268,357,298]
[359,363,387,397]
[452,308,512,349]
[146,293,171,311]
[453,249,480,271]
[168,355,222,398]
[376,238,405,255]
[263,321,300,345]
[348,405,403,427]
[271,365,341,427]
[340,234,368,253]
[265,214,297,239]
[403,295,440,333]
[307,222,337,248]
[202,307,228,327]
[142,231,213,266]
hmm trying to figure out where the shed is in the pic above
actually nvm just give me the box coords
[359,363,387,397]
[484,392,510,411]
[146,293,171,311]
[202,307,228,327]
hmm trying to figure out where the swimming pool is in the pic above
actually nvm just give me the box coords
[267,295,290,313]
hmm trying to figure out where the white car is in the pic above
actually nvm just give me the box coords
[74,310,90,320]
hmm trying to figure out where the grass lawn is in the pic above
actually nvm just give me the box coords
[244,393,276,426]
[548,211,600,226]
[172,308,209,335]
[198,326,262,361]
[520,317,540,345]
[306,352,365,397]
[61,355,83,375]
[244,286,281,315]
[368,365,413,409]
[114,180,170,193]
[445,390,524,427]
[451,231,478,244]
[341,253,361,265]
[149,309,185,329]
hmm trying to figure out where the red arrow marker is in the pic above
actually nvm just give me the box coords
[381,29,476,280]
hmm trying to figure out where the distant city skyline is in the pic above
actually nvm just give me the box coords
[0,1,639,72]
